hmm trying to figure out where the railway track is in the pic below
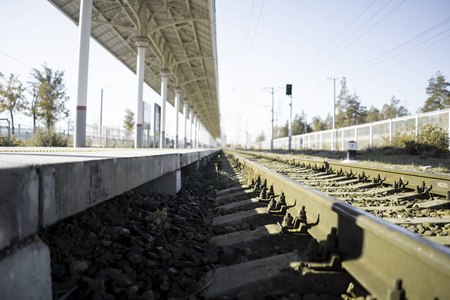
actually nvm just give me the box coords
[39,151,450,299]
[237,150,450,245]
[204,150,450,300]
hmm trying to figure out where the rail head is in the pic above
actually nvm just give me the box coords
[227,150,450,300]
[235,150,450,197]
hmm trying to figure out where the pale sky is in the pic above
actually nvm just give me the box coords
[1,0,449,146]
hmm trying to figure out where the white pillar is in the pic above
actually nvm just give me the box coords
[389,119,393,144]
[174,87,181,149]
[160,69,169,148]
[415,115,420,141]
[331,129,335,151]
[370,124,373,148]
[189,107,194,148]
[198,122,202,148]
[135,37,148,148]
[183,99,189,148]
[193,114,197,148]
[74,0,93,147]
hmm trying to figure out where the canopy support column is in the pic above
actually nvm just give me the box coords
[135,37,148,149]
[183,99,189,148]
[189,107,194,148]
[74,0,92,147]
[160,69,169,148]
[194,115,198,149]
[174,87,181,149]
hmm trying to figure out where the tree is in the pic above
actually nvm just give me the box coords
[421,71,450,112]
[28,84,39,133]
[335,77,350,128]
[292,111,312,135]
[124,108,135,133]
[312,114,332,131]
[30,64,69,130]
[276,121,289,138]
[0,73,27,135]
[381,96,409,119]
[255,131,265,143]
[365,105,381,123]
[342,93,366,127]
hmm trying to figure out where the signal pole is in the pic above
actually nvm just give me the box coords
[286,84,293,151]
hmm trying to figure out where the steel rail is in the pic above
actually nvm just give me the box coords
[237,150,450,197]
[227,150,450,300]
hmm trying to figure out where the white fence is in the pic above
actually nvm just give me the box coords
[0,122,209,148]
[249,109,450,151]
[0,122,143,148]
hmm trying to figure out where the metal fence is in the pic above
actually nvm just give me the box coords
[0,121,213,148]
[250,109,450,151]
[0,122,152,148]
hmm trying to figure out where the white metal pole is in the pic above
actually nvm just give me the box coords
[135,38,148,148]
[174,87,181,149]
[194,115,198,148]
[288,94,292,151]
[160,69,169,148]
[189,107,194,148]
[183,99,189,148]
[74,0,93,147]
[271,87,274,151]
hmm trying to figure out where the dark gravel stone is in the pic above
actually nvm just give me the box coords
[212,224,227,235]
[39,154,243,299]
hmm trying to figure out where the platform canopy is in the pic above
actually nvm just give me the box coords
[49,0,220,138]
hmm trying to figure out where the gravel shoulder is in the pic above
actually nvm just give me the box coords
[39,156,241,300]
[252,149,450,175]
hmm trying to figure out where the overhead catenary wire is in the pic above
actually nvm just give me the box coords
[341,17,450,75]
[309,0,395,72]
[346,27,450,76]
[328,0,407,63]
[307,0,378,68]
[0,49,34,70]
[236,0,265,87]
[362,33,450,83]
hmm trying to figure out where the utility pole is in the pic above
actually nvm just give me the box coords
[100,88,103,127]
[264,87,275,151]
[100,86,108,128]
[327,77,338,150]
[271,87,274,151]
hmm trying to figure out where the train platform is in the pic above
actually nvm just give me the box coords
[0,147,220,299]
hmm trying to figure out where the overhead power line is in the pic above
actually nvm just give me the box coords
[307,0,378,67]
[0,49,33,70]
[367,33,450,81]
[341,17,450,74]
[330,0,407,61]
[313,0,395,69]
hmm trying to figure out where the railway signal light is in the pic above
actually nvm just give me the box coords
[286,84,292,96]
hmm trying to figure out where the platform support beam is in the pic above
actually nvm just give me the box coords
[74,0,93,147]
[0,236,52,300]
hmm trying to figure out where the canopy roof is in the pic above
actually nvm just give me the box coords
[49,0,220,138]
